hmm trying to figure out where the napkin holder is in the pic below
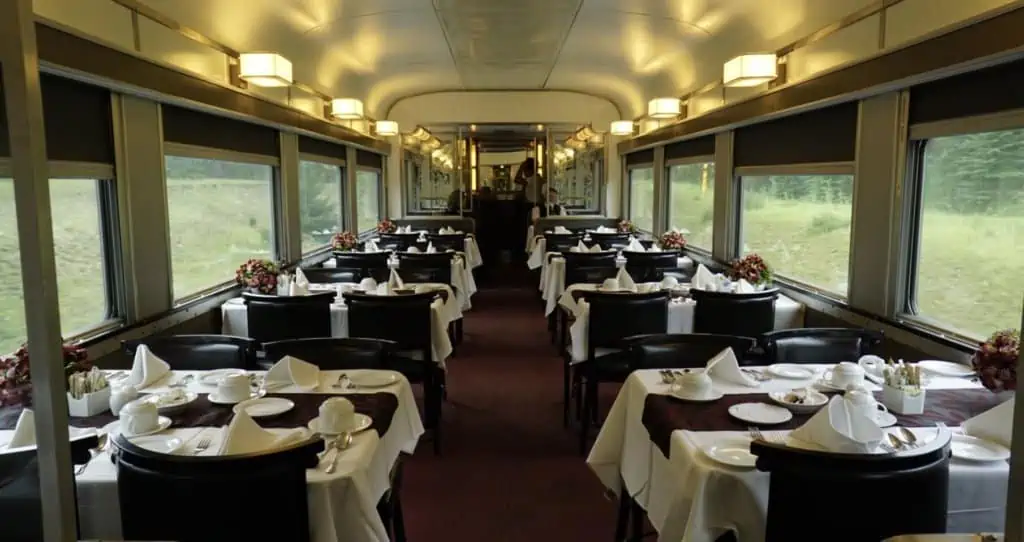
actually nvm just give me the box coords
[67,386,111,417]
[880,384,925,415]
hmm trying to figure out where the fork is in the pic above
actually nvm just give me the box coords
[192,436,212,455]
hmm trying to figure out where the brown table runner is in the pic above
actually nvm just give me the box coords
[0,392,399,437]
[641,389,1004,457]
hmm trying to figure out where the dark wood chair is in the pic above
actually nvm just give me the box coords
[587,232,630,249]
[691,288,779,340]
[300,267,358,284]
[625,333,758,369]
[378,233,421,251]
[622,250,684,283]
[242,291,335,347]
[122,334,257,370]
[760,327,884,364]
[262,337,396,371]
[332,252,391,283]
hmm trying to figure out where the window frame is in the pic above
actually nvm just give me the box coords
[665,154,716,255]
[626,162,655,232]
[297,153,346,255]
[0,159,124,341]
[734,162,856,300]
[898,109,1024,341]
[355,166,384,234]
[162,146,282,304]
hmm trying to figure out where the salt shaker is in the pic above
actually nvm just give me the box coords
[109,384,138,416]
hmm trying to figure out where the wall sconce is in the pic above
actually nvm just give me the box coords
[647,98,681,119]
[238,53,293,87]
[330,98,364,119]
[375,120,399,136]
[574,125,597,141]
[610,121,634,135]
[411,126,432,141]
[723,54,778,87]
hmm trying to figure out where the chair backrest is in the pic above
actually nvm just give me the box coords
[299,267,357,284]
[122,335,256,371]
[760,327,884,364]
[584,291,669,351]
[625,333,757,370]
[378,233,421,251]
[242,292,335,346]
[332,252,391,282]
[752,436,951,541]
[424,235,464,252]
[396,253,455,287]
[622,250,682,282]
[113,434,321,542]
[342,292,435,356]
[0,432,98,542]
[587,232,630,248]
[543,233,581,253]
[561,251,619,285]
[395,217,475,234]
[262,337,396,371]
[691,288,779,337]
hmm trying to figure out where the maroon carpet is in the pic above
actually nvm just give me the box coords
[401,284,618,541]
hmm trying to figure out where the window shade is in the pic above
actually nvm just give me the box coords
[624,149,655,166]
[162,104,279,157]
[909,58,1024,124]
[356,149,383,169]
[298,135,347,162]
[665,135,715,161]
[734,102,858,167]
[0,73,114,163]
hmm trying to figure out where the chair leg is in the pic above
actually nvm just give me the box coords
[430,373,443,455]
[391,487,407,542]
[629,498,644,541]
[579,377,595,455]
[563,359,571,428]
[548,312,557,344]
[573,372,583,422]
[614,485,631,542]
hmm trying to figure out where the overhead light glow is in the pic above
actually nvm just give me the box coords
[648,98,681,119]
[330,98,364,119]
[375,120,399,136]
[574,125,596,141]
[238,53,293,87]
[411,126,431,141]
[610,121,634,135]
[723,54,778,87]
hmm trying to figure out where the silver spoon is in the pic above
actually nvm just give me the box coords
[76,433,109,475]
[324,433,353,474]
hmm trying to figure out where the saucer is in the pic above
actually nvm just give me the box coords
[102,416,172,438]
[198,369,247,387]
[346,371,401,388]
[307,413,373,435]
[207,388,266,405]
[728,403,793,425]
[769,390,828,414]
[951,433,1010,462]
[766,364,816,380]
[874,411,897,428]
[233,397,295,418]
[814,378,861,392]
[701,437,757,468]
[140,390,198,414]
[670,389,723,403]
[129,434,184,454]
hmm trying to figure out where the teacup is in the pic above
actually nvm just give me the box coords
[216,374,252,403]
[659,276,679,289]
[844,387,889,422]
[675,369,713,399]
[119,399,159,435]
[857,355,885,376]
[318,397,355,434]
[358,278,377,291]
[823,361,866,389]
[600,278,619,291]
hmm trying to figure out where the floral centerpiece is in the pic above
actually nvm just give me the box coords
[331,231,358,252]
[377,218,397,234]
[971,329,1019,393]
[730,253,772,286]
[660,230,687,250]
[617,218,637,234]
[0,342,94,407]
[235,258,278,294]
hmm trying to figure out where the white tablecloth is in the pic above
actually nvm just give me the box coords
[587,368,1004,542]
[324,254,477,311]
[221,294,453,366]
[542,256,695,315]
[0,369,424,542]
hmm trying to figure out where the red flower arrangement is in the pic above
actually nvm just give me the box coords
[235,258,278,294]
[617,218,637,234]
[0,342,92,407]
[377,218,397,234]
[660,231,687,250]
[972,329,1018,393]
[331,231,358,252]
[730,253,772,285]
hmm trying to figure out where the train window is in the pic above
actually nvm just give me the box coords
[627,166,654,232]
[165,156,275,300]
[908,129,1024,338]
[739,174,854,296]
[356,169,382,233]
[298,160,344,254]
[667,162,715,250]
[0,177,114,353]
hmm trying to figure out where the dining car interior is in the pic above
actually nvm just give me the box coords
[4,0,1024,541]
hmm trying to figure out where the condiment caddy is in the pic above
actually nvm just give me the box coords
[880,359,925,415]
[67,368,111,417]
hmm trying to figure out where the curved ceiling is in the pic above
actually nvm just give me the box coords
[136,0,876,117]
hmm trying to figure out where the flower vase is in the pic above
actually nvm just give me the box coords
[880,384,925,415]
[67,386,111,417]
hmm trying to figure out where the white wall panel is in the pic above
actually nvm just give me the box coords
[787,14,881,83]
[387,91,620,126]
[33,0,135,51]
[885,0,1017,47]
[138,16,229,83]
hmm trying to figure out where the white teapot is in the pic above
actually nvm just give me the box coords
[844,385,888,423]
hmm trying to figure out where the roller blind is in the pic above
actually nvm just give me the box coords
[624,149,655,166]
[298,135,347,162]
[734,102,858,167]
[909,58,1024,124]
[665,135,714,161]
[356,149,383,169]
[162,104,279,157]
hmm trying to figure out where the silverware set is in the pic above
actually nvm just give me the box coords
[741,368,772,382]
[332,373,356,389]
[323,433,353,474]
[748,427,785,444]
[658,370,682,384]
[192,436,212,455]
[880,426,920,453]
[171,374,194,388]
[75,433,109,475]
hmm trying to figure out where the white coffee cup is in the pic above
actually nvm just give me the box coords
[600,278,619,291]
[676,369,713,399]
[119,399,158,435]
[318,397,355,434]
[217,374,252,403]
[845,387,888,422]
[660,276,679,289]
[358,278,377,291]
[824,361,866,389]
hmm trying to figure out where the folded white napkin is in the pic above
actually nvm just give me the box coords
[588,244,603,253]
[615,267,637,291]
[573,240,587,252]
[596,226,615,233]
[8,409,35,448]
[398,225,411,233]
[626,238,645,252]
[660,276,678,288]
[288,281,309,296]
[791,395,885,453]
[264,356,320,389]
[648,244,661,252]
[559,206,568,216]
[364,240,379,252]
[735,278,755,294]
[554,226,570,234]
[294,268,309,288]
[389,269,404,289]
[358,277,377,291]
[417,232,427,242]
[692,264,717,291]
[376,282,393,296]
[217,411,307,456]
[127,345,171,388]
[962,396,1014,448]
[407,246,421,253]
[706,347,758,387]
[426,242,437,253]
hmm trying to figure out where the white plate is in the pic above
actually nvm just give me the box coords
[1,427,98,453]
[874,411,897,428]
[129,434,184,454]
[951,433,1010,462]
[347,372,400,388]
[198,369,247,387]
[670,389,724,403]
[813,378,855,392]
[768,390,828,414]
[102,416,172,438]
[766,364,816,380]
[140,390,198,413]
[702,437,757,468]
[308,413,373,435]
[233,397,295,418]
[917,360,975,378]
[728,403,793,425]
[207,388,266,405]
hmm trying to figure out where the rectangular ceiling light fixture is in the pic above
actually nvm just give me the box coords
[238,53,293,87]
[723,54,778,87]
[648,97,681,119]
[330,98,364,119]
[610,121,634,135]
[375,120,399,136]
